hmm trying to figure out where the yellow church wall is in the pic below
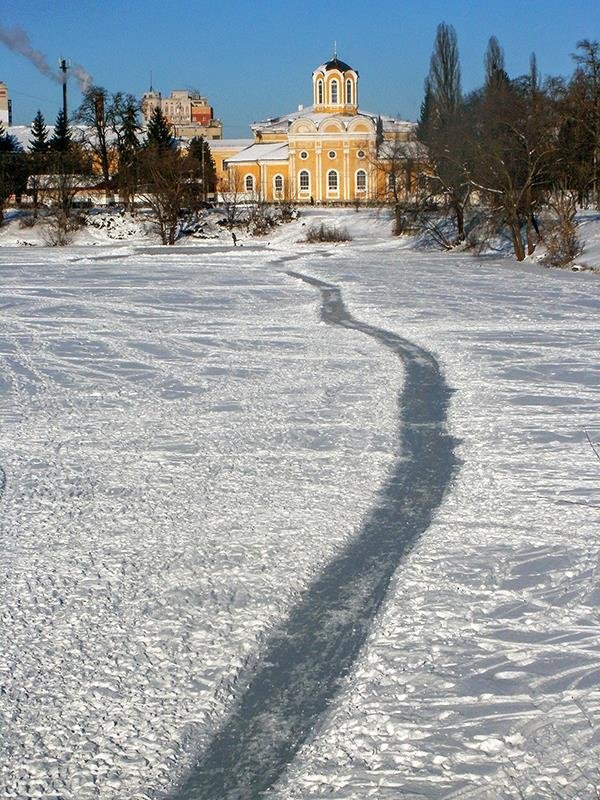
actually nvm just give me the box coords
[254,131,288,143]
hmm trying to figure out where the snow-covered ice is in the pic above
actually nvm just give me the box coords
[0,208,599,799]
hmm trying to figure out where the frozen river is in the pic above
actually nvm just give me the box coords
[1,218,600,799]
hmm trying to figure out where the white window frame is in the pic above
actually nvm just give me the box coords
[317,80,324,105]
[298,170,310,193]
[273,173,284,196]
[355,169,367,193]
[346,79,353,104]
[244,174,255,193]
[330,79,339,105]
[327,169,339,194]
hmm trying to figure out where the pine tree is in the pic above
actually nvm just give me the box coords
[29,111,50,153]
[0,123,27,225]
[144,107,174,151]
[119,100,141,156]
[50,109,72,153]
[0,121,21,152]
[116,97,141,211]
[188,136,216,196]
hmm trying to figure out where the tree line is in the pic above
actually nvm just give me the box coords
[411,24,599,263]
[0,90,217,244]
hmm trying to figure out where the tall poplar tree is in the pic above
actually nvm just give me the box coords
[418,21,470,242]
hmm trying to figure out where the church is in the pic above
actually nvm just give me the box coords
[211,56,418,204]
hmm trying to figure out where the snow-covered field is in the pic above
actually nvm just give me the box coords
[1,208,599,799]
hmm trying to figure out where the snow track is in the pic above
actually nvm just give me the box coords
[174,272,457,799]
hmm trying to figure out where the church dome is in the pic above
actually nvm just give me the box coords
[317,57,357,75]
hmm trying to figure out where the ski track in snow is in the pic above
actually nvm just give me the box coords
[172,270,456,798]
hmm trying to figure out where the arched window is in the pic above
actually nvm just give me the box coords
[317,80,324,105]
[330,79,339,104]
[327,170,338,192]
[245,174,255,192]
[274,174,284,194]
[299,170,310,192]
[346,79,353,104]
[356,170,367,192]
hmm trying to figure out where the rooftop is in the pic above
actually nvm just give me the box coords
[314,57,357,75]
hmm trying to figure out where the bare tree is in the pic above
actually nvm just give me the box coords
[570,39,600,206]
[74,86,114,203]
[139,146,195,245]
[373,135,425,234]
[217,168,246,228]
[468,75,558,261]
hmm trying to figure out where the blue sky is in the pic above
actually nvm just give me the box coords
[1,0,598,135]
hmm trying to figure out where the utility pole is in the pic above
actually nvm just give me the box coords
[59,58,69,119]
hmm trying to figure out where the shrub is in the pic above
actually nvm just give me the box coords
[542,192,582,268]
[18,213,37,229]
[42,211,85,246]
[305,223,352,243]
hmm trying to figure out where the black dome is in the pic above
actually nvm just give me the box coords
[320,57,356,74]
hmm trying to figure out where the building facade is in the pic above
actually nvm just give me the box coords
[141,88,223,140]
[0,82,12,126]
[216,57,418,204]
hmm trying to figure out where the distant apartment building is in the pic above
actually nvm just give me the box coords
[0,82,12,126]
[141,88,223,140]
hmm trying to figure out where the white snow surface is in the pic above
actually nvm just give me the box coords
[0,207,599,799]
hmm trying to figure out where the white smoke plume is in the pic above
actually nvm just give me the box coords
[0,23,94,91]
[71,63,93,93]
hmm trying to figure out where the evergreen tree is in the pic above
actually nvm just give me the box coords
[114,96,141,211]
[188,136,216,197]
[144,107,174,151]
[118,98,141,155]
[0,123,27,225]
[29,111,50,153]
[0,121,21,153]
[50,109,72,153]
